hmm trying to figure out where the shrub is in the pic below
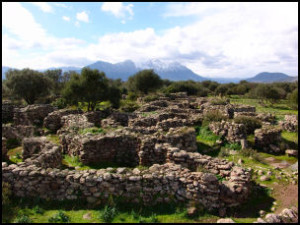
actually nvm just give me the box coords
[203,110,227,124]
[120,100,140,112]
[14,215,32,223]
[48,210,70,223]
[51,98,67,109]
[99,206,117,223]
[143,94,159,103]
[33,205,44,214]
[234,116,262,135]
[210,98,229,105]
[6,138,21,149]
[149,213,159,223]
[127,92,138,101]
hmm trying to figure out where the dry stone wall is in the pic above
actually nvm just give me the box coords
[279,115,298,132]
[44,109,83,132]
[2,162,221,210]
[209,121,247,143]
[2,101,18,123]
[14,104,55,126]
[2,124,36,140]
[254,126,283,153]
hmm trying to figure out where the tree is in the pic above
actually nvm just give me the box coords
[62,68,109,111]
[215,84,228,97]
[127,69,163,95]
[5,69,52,104]
[44,69,63,97]
[288,88,298,109]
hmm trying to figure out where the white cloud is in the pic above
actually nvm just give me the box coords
[29,2,53,13]
[76,11,89,23]
[101,2,133,22]
[3,2,298,78]
[62,16,70,21]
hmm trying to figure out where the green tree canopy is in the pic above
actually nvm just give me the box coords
[5,68,53,104]
[63,68,109,111]
[127,69,163,95]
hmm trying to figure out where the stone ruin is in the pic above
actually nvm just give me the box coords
[13,104,55,126]
[209,121,247,143]
[279,115,298,132]
[2,95,263,212]
[254,126,283,153]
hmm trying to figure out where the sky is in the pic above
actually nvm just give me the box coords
[2,2,298,78]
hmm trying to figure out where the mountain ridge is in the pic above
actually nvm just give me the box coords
[2,60,298,83]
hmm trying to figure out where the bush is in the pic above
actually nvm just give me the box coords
[99,206,117,223]
[120,100,140,112]
[48,210,70,223]
[6,138,21,149]
[51,98,67,109]
[203,110,227,124]
[127,92,138,101]
[234,116,262,134]
[210,98,229,105]
[143,94,159,103]
[14,215,32,223]
[33,205,45,214]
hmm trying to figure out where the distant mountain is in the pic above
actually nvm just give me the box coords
[246,72,298,83]
[86,60,138,80]
[137,59,205,81]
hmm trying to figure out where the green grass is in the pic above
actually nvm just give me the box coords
[46,134,60,145]
[3,196,219,223]
[195,126,221,147]
[7,146,23,163]
[229,97,298,120]
[79,127,104,135]
[140,111,158,117]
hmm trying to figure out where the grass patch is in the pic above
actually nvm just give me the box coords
[46,134,60,145]
[195,126,221,147]
[79,127,104,135]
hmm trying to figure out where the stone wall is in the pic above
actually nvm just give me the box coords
[2,162,221,210]
[209,121,247,143]
[254,126,282,153]
[58,114,94,135]
[14,104,55,126]
[279,115,298,132]
[2,101,18,123]
[2,137,8,161]
[44,109,83,132]
[2,124,36,140]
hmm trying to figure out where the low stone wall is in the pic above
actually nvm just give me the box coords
[279,115,298,132]
[14,104,55,126]
[58,114,94,134]
[44,109,83,132]
[62,130,140,167]
[254,126,282,153]
[2,137,8,161]
[2,162,221,209]
[2,101,17,123]
[84,111,108,127]
[61,126,197,166]
[163,127,197,152]
[2,124,36,140]
[209,121,247,143]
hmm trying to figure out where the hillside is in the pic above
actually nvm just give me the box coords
[246,72,298,83]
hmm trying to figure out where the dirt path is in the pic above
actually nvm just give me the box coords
[271,183,298,213]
